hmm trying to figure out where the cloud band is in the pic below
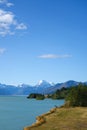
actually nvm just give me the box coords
[38,54,72,59]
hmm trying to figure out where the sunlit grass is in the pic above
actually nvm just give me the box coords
[28,107,87,130]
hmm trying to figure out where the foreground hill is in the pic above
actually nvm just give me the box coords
[24,107,87,130]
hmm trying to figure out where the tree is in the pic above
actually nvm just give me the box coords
[66,84,87,107]
[51,88,68,99]
[27,93,45,100]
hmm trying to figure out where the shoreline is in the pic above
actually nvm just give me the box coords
[23,107,57,130]
[24,107,87,130]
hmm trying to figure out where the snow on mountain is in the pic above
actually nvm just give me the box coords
[35,80,53,88]
[37,80,44,86]
[0,80,86,95]
[18,84,32,88]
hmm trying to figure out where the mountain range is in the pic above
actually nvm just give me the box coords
[0,80,87,95]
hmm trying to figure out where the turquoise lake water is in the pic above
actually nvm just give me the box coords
[0,96,64,130]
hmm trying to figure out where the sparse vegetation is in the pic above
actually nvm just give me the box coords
[24,107,87,130]
[25,84,87,130]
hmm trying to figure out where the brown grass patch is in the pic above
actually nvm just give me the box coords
[24,107,87,130]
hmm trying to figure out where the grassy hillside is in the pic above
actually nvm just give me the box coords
[25,107,87,130]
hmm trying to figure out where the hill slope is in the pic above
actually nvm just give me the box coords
[25,107,87,130]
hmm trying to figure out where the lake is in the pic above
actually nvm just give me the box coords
[0,96,64,130]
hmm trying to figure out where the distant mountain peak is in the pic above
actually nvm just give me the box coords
[0,80,86,95]
[36,80,52,87]
[37,80,46,85]
[49,82,55,86]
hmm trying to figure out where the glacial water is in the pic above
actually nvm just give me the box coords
[0,96,64,130]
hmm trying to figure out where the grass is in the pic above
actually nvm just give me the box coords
[27,107,87,130]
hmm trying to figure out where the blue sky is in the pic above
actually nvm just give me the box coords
[0,0,87,85]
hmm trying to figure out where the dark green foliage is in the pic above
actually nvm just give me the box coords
[27,84,87,105]
[27,93,45,100]
[36,94,45,100]
[27,93,37,98]
[66,84,87,107]
[51,87,68,99]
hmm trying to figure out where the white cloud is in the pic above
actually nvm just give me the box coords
[16,23,27,30]
[0,0,6,4]
[6,2,14,7]
[0,0,27,36]
[0,9,15,23]
[38,54,72,59]
[0,48,6,54]
[0,0,14,7]
[0,9,27,36]
[0,9,15,36]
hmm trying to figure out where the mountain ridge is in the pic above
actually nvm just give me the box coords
[0,80,86,95]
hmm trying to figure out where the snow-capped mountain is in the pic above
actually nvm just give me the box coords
[35,80,53,88]
[0,80,86,95]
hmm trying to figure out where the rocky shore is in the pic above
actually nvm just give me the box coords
[24,107,87,130]
[24,107,57,130]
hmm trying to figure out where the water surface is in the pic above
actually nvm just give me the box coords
[0,96,64,130]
